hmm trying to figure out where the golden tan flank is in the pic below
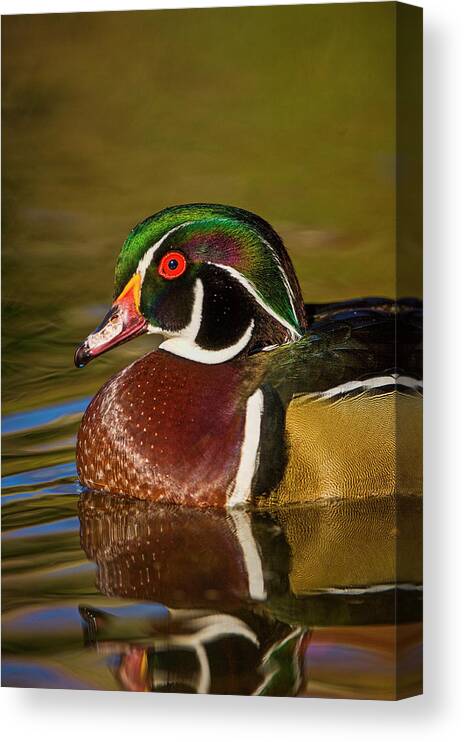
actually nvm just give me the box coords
[265,390,422,506]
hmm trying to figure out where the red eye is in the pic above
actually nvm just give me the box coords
[158,251,187,280]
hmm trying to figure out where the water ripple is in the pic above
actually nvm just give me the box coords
[2,397,91,435]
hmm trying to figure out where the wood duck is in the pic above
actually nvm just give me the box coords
[74,203,422,508]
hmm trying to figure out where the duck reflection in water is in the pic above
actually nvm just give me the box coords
[78,493,422,697]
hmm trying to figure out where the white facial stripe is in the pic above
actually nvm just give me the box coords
[207,262,301,341]
[228,388,264,507]
[136,221,192,282]
[259,235,299,325]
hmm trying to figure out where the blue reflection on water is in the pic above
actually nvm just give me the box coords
[2,462,78,490]
[2,482,80,505]
[2,397,90,435]
[3,516,80,541]
[2,660,96,690]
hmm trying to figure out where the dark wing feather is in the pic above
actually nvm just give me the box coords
[262,297,422,403]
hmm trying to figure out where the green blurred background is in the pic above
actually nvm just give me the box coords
[2,2,421,415]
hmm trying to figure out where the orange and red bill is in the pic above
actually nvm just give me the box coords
[74,274,147,367]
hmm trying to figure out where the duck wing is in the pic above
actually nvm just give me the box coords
[263,297,422,401]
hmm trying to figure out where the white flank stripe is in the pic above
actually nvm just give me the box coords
[230,510,267,601]
[304,374,423,401]
[321,582,423,595]
[208,262,301,341]
[228,388,264,507]
[397,374,423,391]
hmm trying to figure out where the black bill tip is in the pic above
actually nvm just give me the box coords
[74,343,92,368]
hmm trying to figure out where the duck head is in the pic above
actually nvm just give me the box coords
[75,204,307,367]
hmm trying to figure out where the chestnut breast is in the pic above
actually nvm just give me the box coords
[76,350,260,507]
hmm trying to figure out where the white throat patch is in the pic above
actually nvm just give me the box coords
[150,278,255,364]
